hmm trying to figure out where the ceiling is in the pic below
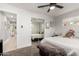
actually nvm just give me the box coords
[8,3,79,17]
[0,11,16,23]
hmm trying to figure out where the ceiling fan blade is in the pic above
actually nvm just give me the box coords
[38,5,49,8]
[47,8,50,12]
[55,5,63,8]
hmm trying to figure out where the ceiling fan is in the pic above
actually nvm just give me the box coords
[37,3,64,12]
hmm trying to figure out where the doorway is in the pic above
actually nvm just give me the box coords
[31,18,44,45]
[0,11,17,53]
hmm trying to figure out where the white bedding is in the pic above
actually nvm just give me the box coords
[41,36,79,56]
[31,34,44,40]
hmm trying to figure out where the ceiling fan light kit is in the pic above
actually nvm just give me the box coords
[37,3,64,12]
[50,6,55,10]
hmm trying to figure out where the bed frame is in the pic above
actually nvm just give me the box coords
[37,44,66,56]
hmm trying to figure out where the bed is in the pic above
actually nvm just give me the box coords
[31,34,44,41]
[39,36,79,56]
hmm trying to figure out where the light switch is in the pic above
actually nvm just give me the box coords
[21,25,23,28]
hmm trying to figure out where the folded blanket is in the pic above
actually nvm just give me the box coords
[37,44,67,56]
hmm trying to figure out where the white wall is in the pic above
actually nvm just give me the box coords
[32,23,40,34]
[44,27,55,38]
[54,8,79,35]
[0,3,53,49]
[32,22,44,34]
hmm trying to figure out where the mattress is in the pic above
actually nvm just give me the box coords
[31,34,43,40]
[41,36,79,56]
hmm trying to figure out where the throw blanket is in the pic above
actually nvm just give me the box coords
[37,43,66,56]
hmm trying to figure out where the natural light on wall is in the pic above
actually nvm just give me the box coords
[70,22,74,25]
[76,22,79,26]
[63,17,79,35]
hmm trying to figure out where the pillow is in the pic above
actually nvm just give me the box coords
[64,30,75,38]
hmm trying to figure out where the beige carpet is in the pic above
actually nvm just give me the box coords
[3,41,40,56]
